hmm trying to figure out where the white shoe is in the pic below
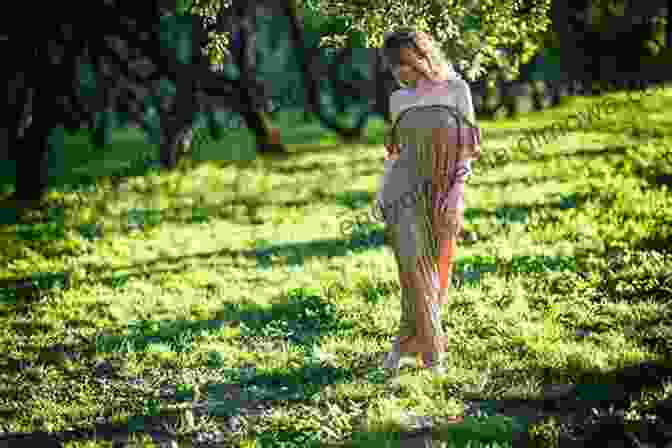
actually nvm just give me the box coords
[431,365,446,375]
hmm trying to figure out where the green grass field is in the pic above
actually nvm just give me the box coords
[0,87,672,447]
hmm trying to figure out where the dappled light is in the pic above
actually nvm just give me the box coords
[1,0,672,446]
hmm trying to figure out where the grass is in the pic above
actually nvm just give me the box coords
[0,85,672,447]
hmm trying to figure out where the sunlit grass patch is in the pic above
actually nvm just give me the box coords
[0,94,671,445]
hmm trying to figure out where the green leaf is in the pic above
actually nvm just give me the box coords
[348,30,367,48]
[464,14,481,32]
[325,16,351,35]
[175,0,192,16]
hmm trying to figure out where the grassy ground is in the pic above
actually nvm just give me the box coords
[0,87,672,448]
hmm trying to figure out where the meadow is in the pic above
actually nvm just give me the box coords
[0,86,671,447]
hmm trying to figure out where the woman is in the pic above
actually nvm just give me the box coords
[378,29,481,374]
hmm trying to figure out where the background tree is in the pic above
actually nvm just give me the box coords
[0,2,251,205]
[0,0,390,208]
[551,0,671,94]
[315,0,553,82]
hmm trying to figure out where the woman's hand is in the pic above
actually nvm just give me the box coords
[384,132,400,161]
[385,147,400,161]
[466,144,481,160]
[472,144,481,159]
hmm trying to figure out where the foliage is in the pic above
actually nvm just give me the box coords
[316,0,553,81]
[8,0,381,202]
[188,0,232,66]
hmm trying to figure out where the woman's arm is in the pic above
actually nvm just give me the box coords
[457,80,481,159]
[384,91,403,160]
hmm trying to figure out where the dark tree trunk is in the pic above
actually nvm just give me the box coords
[5,75,33,162]
[159,117,192,169]
[530,81,547,111]
[159,61,198,169]
[281,0,368,142]
[13,107,53,203]
[482,77,502,119]
[243,107,287,154]
[500,78,518,118]
[232,3,287,155]
[552,0,598,95]
[159,136,179,169]
[11,37,61,206]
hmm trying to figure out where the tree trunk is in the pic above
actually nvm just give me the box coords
[242,107,287,155]
[13,106,53,204]
[551,0,597,95]
[159,76,198,169]
[159,117,187,169]
[158,17,211,171]
[4,35,55,208]
[530,81,547,111]
[233,4,288,156]
[500,78,518,118]
[6,80,33,163]
[281,0,367,142]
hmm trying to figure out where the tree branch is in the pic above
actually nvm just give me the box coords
[103,8,246,114]
[280,0,366,140]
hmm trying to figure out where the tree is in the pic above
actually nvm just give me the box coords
[3,3,233,202]
[316,0,554,82]
[214,1,288,156]
[190,0,561,123]
[551,0,671,94]
[0,3,222,203]
[1,0,390,208]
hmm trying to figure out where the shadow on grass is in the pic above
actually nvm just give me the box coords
[2,358,670,447]
[323,418,525,448]
[0,235,359,298]
[0,163,381,237]
[465,359,672,447]
[0,286,357,446]
[470,174,573,189]
[0,140,623,248]
[480,127,531,142]
[269,154,382,177]
[0,272,72,316]
[339,189,588,220]
[323,358,672,448]
[2,255,671,446]
[95,287,354,354]
[0,198,586,300]
[524,145,628,164]
[0,186,666,311]
[0,242,581,326]
[634,234,672,254]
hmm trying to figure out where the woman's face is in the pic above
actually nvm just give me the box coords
[397,46,430,86]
